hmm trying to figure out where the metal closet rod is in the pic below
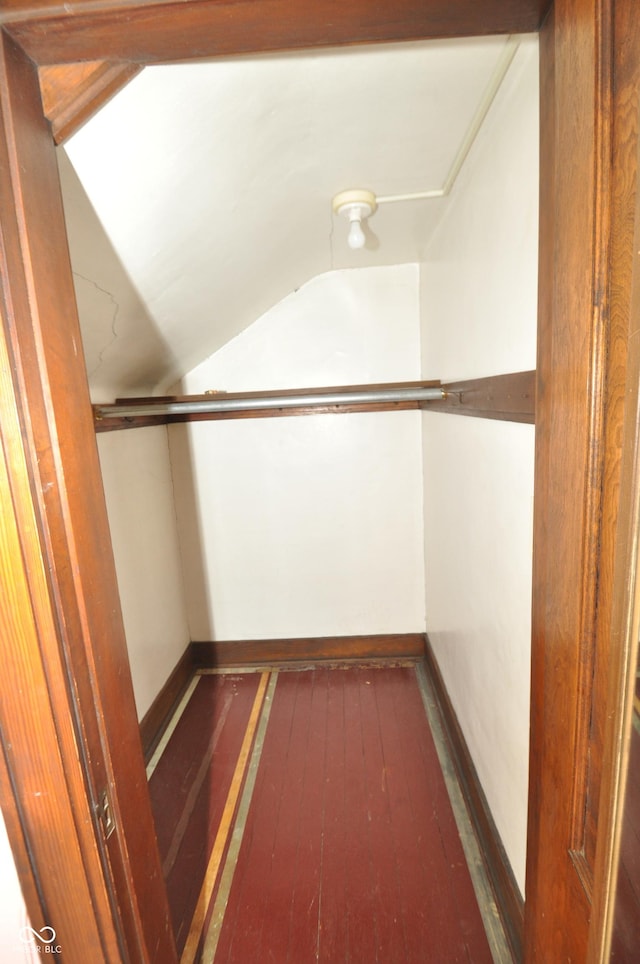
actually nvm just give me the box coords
[96,385,446,419]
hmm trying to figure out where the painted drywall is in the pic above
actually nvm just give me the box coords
[169,265,426,641]
[57,149,176,403]
[421,37,539,381]
[63,36,514,393]
[97,427,190,719]
[420,36,539,894]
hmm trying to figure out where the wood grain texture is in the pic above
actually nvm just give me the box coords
[3,0,552,66]
[96,401,425,431]
[0,29,176,964]
[39,61,141,144]
[584,0,637,871]
[525,0,613,959]
[0,33,123,961]
[587,1,640,956]
[96,412,174,432]
[140,645,195,762]
[424,636,523,962]
[425,370,535,423]
[192,634,426,668]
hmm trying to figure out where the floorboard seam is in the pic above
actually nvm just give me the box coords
[180,671,272,964]
[201,670,280,963]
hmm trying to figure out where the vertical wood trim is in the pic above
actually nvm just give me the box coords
[583,0,635,865]
[525,0,613,958]
[0,29,176,963]
[0,34,122,960]
[587,2,640,955]
[0,434,114,958]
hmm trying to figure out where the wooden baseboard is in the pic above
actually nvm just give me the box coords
[139,645,195,762]
[423,634,524,962]
[192,633,425,668]
[140,635,423,761]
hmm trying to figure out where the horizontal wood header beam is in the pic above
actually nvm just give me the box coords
[94,371,535,431]
[3,0,550,66]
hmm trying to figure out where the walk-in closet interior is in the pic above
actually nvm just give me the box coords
[53,34,538,961]
[1,3,639,960]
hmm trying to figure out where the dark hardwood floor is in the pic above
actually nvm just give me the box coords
[147,663,509,963]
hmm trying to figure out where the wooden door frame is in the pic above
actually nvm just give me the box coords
[0,0,635,960]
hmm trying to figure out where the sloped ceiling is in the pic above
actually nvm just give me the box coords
[60,35,520,400]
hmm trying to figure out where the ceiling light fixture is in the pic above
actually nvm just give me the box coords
[332,189,377,249]
[332,37,520,252]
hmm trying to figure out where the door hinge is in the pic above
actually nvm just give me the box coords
[97,787,115,840]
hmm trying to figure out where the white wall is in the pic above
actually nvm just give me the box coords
[0,811,38,963]
[97,427,190,719]
[421,36,539,894]
[169,265,426,641]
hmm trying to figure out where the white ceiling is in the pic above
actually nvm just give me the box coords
[60,35,518,399]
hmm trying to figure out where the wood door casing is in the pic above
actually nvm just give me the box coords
[3,0,550,64]
[585,0,640,879]
[526,0,610,957]
[0,30,176,963]
[527,0,640,959]
[588,2,640,956]
[0,0,635,960]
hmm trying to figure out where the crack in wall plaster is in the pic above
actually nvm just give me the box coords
[74,271,121,380]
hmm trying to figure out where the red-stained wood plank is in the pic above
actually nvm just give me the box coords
[284,670,330,964]
[213,672,306,961]
[372,669,449,955]
[341,669,385,962]
[148,673,262,955]
[259,676,312,962]
[315,670,348,961]
[356,669,410,963]
[212,665,494,962]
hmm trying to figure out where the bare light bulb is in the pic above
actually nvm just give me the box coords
[332,189,377,251]
[347,213,366,249]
